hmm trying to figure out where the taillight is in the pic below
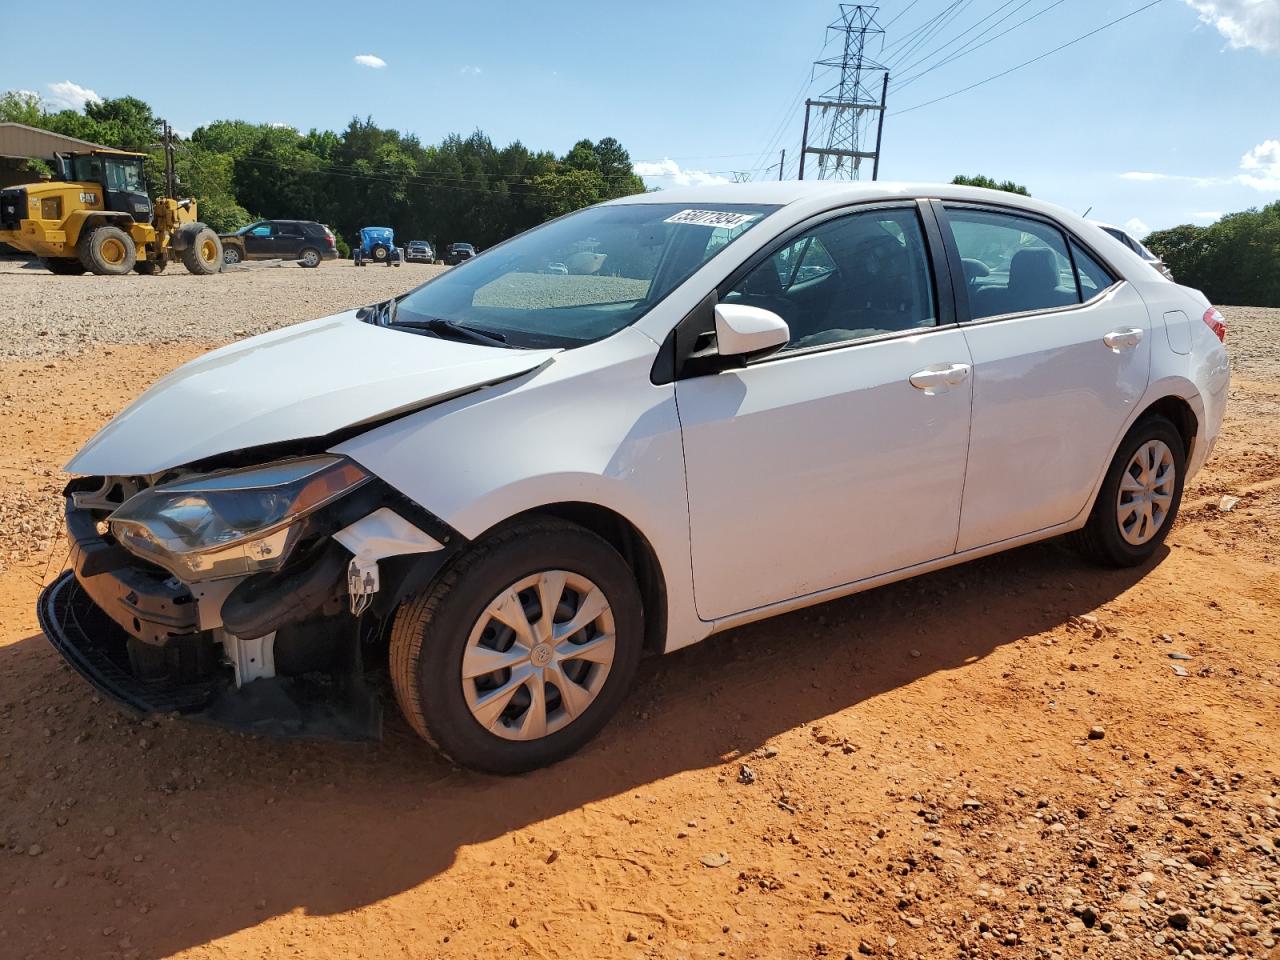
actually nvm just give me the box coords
[1202,307,1226,342]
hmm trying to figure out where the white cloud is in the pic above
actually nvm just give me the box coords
[1237,138,1280,190]
[45,80,100,111]
[1123,217,1152,239]
[1119,171,1170,181]
[633,158,731,188]
[353,54,387,69]
[460,65,483,76]
[1184,0,1280,53]
[1119,170,1221,186]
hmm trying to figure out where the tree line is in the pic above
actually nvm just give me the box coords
[0,90,648,252]
[1144,204,1280,307]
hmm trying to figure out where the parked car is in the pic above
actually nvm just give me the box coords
[221,220,337,267]
[405,240,435,263]
[443,242,476,265]
[1090,220,1173,280]
[353,226,401,267]
[40,182,1228,774]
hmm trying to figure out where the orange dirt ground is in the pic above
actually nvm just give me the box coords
[1,310,1277,960]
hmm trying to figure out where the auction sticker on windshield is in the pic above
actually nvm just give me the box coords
[664,209,759,228]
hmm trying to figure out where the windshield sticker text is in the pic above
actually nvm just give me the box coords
[664,209,758,229]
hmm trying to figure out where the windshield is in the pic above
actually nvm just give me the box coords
[396,202,776,348]
[71,154,144,193]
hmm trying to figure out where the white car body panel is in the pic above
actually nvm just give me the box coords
[66,312,557,476]
[954,282,1152,552]
[676,328,973,620]
[65,181,1230,658]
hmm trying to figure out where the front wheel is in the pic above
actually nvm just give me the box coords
[389,518,643,774]
[181,228,222,275]
[1073,414,1186,567]
[223,245,243,265]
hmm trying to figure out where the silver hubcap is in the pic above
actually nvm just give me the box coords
[304,251,318,266]
[462,571,615,741]
[224,249,239,264]
[1116,439,1176,545]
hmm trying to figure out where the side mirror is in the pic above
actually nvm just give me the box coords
[714,303,790,360]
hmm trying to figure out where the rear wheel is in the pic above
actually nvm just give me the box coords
[299,247,321,268]
[372,244,389,262]
[42,258,86,275]
[1073,414,1186,567]
[78,225,136,276]
[181,228,222,275]
[389,518,643,774]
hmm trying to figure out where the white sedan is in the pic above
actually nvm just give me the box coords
[42,182,1229,773]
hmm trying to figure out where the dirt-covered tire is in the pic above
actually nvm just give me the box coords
[389,517,644,774]
[222,245,242,265]
[78,225,136,276]
[181,228,222,275]
[42,258,86,275]
[298,247,321,268]
[1072,414,1186,567]
[134,257,166,276]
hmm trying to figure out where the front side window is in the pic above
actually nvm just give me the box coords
[946,208,1083,320]
[722,207,937,352]
[248,223,273,237]
[396,203,776,348]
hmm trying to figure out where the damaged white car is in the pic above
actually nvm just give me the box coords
[42,182,1228,773]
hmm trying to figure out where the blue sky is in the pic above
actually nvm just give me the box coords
[2,0,1276,236]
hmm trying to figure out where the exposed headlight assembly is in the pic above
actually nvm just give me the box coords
[109,456,369,582]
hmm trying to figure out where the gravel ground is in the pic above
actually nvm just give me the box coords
[0,257,441,360]
[0,278,1277,959]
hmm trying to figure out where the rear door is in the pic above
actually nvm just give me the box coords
[675,202,974,620]
[936,202,1152,551]
[275,222,305,259]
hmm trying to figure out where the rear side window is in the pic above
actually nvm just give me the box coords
[945,207,1079,321]
[1070,242,1115,299]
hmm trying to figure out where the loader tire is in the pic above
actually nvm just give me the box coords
[78,225,136,276]
[181,228,222,275]
[42,258,86,275]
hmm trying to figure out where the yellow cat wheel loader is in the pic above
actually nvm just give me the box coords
[0,149,221,276]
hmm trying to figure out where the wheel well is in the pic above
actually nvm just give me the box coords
[1138,395,1198,461]
[509,503,668,655]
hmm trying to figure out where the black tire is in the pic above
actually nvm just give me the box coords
[1072,414,1186,567]
[298,247,321,268]
[389,518,644,774]
[223,245,243,266]
[181,227,222,275]
[42,258,86,275]
[372,244,389,261]
[78,225,136,276]
[134,257,166,276]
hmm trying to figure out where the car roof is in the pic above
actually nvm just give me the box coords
[603,179,1079,220]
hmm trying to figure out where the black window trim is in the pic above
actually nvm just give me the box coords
[653,198,958,383]
[930,199,1123,327]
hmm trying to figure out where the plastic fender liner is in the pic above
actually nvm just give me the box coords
[221,542,348,638]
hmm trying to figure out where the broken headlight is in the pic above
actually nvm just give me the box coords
[109,456,369,581]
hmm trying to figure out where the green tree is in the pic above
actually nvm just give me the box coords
[0,90,42,125]
[951,174,1030,196]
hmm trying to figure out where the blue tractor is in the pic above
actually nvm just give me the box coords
[353,226,401,267]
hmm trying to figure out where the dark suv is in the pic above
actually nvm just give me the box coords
[220,220,338,267]
[442,242,477,265]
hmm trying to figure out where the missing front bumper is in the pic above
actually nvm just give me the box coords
[38,571,381,741]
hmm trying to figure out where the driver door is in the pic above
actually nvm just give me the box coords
[675,203,974,621]
[242,223,275,259]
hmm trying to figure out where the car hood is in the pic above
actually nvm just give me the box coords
[66,311,557,476]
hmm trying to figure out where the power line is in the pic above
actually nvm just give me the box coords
[885,0,977,72]
[883,0,924,28]
[893,0,1032,77]
[894,0,1069,91]
[893,0,1166,115]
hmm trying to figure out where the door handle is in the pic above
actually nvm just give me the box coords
[909,362,970,393]
[1103,328,1144,351]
